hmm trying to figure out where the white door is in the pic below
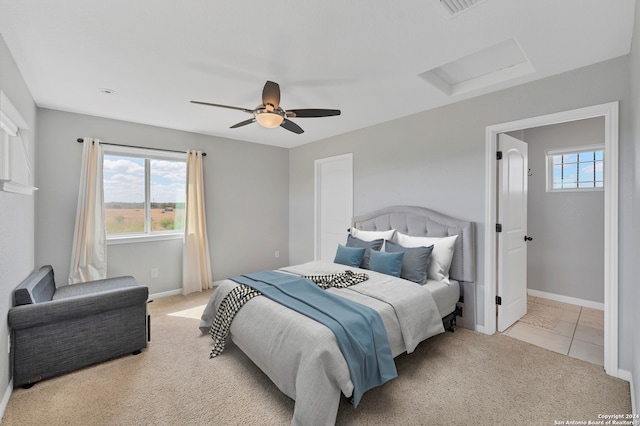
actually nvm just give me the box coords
[314,153,353,261]
[497,134,529,332]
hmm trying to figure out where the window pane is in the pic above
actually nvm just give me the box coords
[595,150,604,161]
[579,151,594,162]
[552,164,564,189]
[562,163,577,183]
[563,153,577,164]
[150,159,186,232]
[104,156,145,234]
[595,164,604,183]
[578,163,595,186]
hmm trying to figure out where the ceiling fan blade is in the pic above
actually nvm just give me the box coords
[262,81,281,109]
[191,101,253,114]
[286,109,341,118]
[280,118,304,134]
[230,118,256,128]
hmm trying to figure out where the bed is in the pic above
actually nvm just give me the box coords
[200,205,475,426]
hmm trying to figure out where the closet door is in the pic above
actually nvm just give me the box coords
[497,133,529,332]
[314,153,353,262]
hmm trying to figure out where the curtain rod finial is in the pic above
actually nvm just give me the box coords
[77,138,83,143]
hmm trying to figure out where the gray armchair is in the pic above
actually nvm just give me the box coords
[8,265,149,388]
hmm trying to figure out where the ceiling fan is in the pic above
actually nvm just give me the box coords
[191,80,341,134]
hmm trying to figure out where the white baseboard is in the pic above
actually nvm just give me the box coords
[628,371,637,416]
[527,289,604,311]
[1,379,13,423]
[148,289,182,300]
[149,285,216,301]
[617,369,637,415]
[617,368,632,381]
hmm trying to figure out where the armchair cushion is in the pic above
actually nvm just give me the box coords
[13,266,56,305]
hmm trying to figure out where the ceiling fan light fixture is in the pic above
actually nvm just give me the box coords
[191,80,340,134]
[255,109,285,128]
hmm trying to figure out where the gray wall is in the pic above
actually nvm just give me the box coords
[522,118,605,304]
[36,109,290,295]
[289,55,634,371]
[0,35,37,401]
[628,0,640,413]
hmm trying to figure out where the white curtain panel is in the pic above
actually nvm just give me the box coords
[68,137,107,283]
[182,150,213,295]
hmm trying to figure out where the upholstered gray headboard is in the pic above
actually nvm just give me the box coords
[351,205,475,283]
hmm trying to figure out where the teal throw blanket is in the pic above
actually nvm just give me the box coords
[230,270,397,407]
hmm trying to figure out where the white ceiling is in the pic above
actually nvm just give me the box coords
[0,1,636,148]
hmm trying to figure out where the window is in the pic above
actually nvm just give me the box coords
[103,146,186,241]
[546,145,604,192]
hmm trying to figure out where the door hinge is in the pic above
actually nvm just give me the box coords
[496,296,502,305]
[496,223,502,232]
[497,151,503,160]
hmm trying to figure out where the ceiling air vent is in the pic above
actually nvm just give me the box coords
[440,0,486,16]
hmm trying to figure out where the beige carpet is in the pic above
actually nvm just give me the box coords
[2,289,631,426]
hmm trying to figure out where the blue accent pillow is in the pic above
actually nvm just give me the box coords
[346,234,383,269]
[385,240,433,284]
[334,244,366,267]
[369,249,404,277]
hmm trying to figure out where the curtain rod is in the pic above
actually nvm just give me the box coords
[76,138,206,156]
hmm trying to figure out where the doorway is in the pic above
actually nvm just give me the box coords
[501,119,606,366]
[483,102,619,377]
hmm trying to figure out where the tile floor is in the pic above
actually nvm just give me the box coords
[502,296,605,366]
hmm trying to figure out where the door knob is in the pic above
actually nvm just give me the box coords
[524,236,533,242]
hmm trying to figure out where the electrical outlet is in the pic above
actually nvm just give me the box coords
[150,268,158,279]
[275,250,280,258]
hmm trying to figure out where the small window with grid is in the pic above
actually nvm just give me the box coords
[546,145,604,192]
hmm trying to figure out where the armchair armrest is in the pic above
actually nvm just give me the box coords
[8,285,148,330]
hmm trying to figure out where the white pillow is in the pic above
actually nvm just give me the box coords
[396,233,458,284]
[351,228,396,242]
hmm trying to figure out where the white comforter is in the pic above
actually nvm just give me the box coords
[199,261,445,426]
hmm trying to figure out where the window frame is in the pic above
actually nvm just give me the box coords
[102,145,187,245]
[545,144,604,193]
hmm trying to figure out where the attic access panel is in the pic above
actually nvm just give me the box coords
[419,38,534,96]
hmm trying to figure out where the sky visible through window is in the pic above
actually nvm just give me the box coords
[103,156,186,204]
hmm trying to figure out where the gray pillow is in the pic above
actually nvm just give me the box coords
[385,240,433,284]
[346,234,383,269]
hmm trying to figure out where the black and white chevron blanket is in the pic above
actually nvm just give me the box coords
[303,270,369,289]
[209,270,369,358]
